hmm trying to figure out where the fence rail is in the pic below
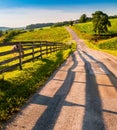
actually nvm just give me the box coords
[0,41,68,74]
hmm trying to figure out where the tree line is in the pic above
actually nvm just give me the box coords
[25,13,117,30]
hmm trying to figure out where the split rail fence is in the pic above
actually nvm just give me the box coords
[0,41,68,74]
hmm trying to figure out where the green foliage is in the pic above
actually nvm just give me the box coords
[26,23,54,30]
[0,30,3,37]
[2,30,25,42]
[92,11,111,35]
[70,21,74,26]
[52,21,73,27]
[70,41,77,51]
[79,14,87,23]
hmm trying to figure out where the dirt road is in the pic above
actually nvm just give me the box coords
[4,27,117,130]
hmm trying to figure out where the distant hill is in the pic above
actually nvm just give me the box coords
[0,27,25,31]
[0,27,10,31]
[26,23,54,30]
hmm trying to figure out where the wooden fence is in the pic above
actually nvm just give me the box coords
[0,41,68,74]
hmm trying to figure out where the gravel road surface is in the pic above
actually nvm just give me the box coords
[3,27,117,130]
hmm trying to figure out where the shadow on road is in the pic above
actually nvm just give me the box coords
[32,53,78,130]
[78,50,106,130]
[82,50,117,90]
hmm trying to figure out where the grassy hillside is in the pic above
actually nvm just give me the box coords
[12,27,71,43]
[73,18,117,35]
[108,19,117,34]
[72,18,117,56]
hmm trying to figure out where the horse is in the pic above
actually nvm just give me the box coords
[11,44,24,57]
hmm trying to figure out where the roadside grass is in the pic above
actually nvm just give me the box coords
[72,19,117,56]
[0,48,75,127]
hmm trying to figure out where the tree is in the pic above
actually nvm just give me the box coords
[69,20,74,26]
[79,14,87,23]
[92,11,111,35]
[0,30,3,37]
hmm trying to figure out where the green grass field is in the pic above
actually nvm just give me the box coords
[74,18,117,35]
[108,19,117,34]
[72,18,117,56]
[12,27,71,43]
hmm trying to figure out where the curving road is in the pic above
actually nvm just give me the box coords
[4,27,117,130]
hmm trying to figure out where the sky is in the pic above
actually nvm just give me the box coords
[0,0,117,27]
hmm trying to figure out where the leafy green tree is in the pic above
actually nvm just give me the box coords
[92,11,111,35]
[79,14,87,23]
[0,30,3,37]
[69,20,74,26]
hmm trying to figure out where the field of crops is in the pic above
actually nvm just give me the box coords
[12,27,71,43]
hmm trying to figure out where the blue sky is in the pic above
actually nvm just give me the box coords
[0,0,117,27]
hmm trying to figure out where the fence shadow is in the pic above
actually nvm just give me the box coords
[78,50,106,130]
[32,53,78,130]
[82,50,117,90]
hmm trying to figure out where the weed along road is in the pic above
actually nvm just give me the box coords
[4,27,117,130]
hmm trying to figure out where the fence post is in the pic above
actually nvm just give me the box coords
[46,42,48,55]
[53,43,54,52]
[50,43,52,53]
[40,42,42,59]
[18,42,22,70]
[32,42,34,62]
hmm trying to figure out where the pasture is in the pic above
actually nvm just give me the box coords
[12,27,71,43]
